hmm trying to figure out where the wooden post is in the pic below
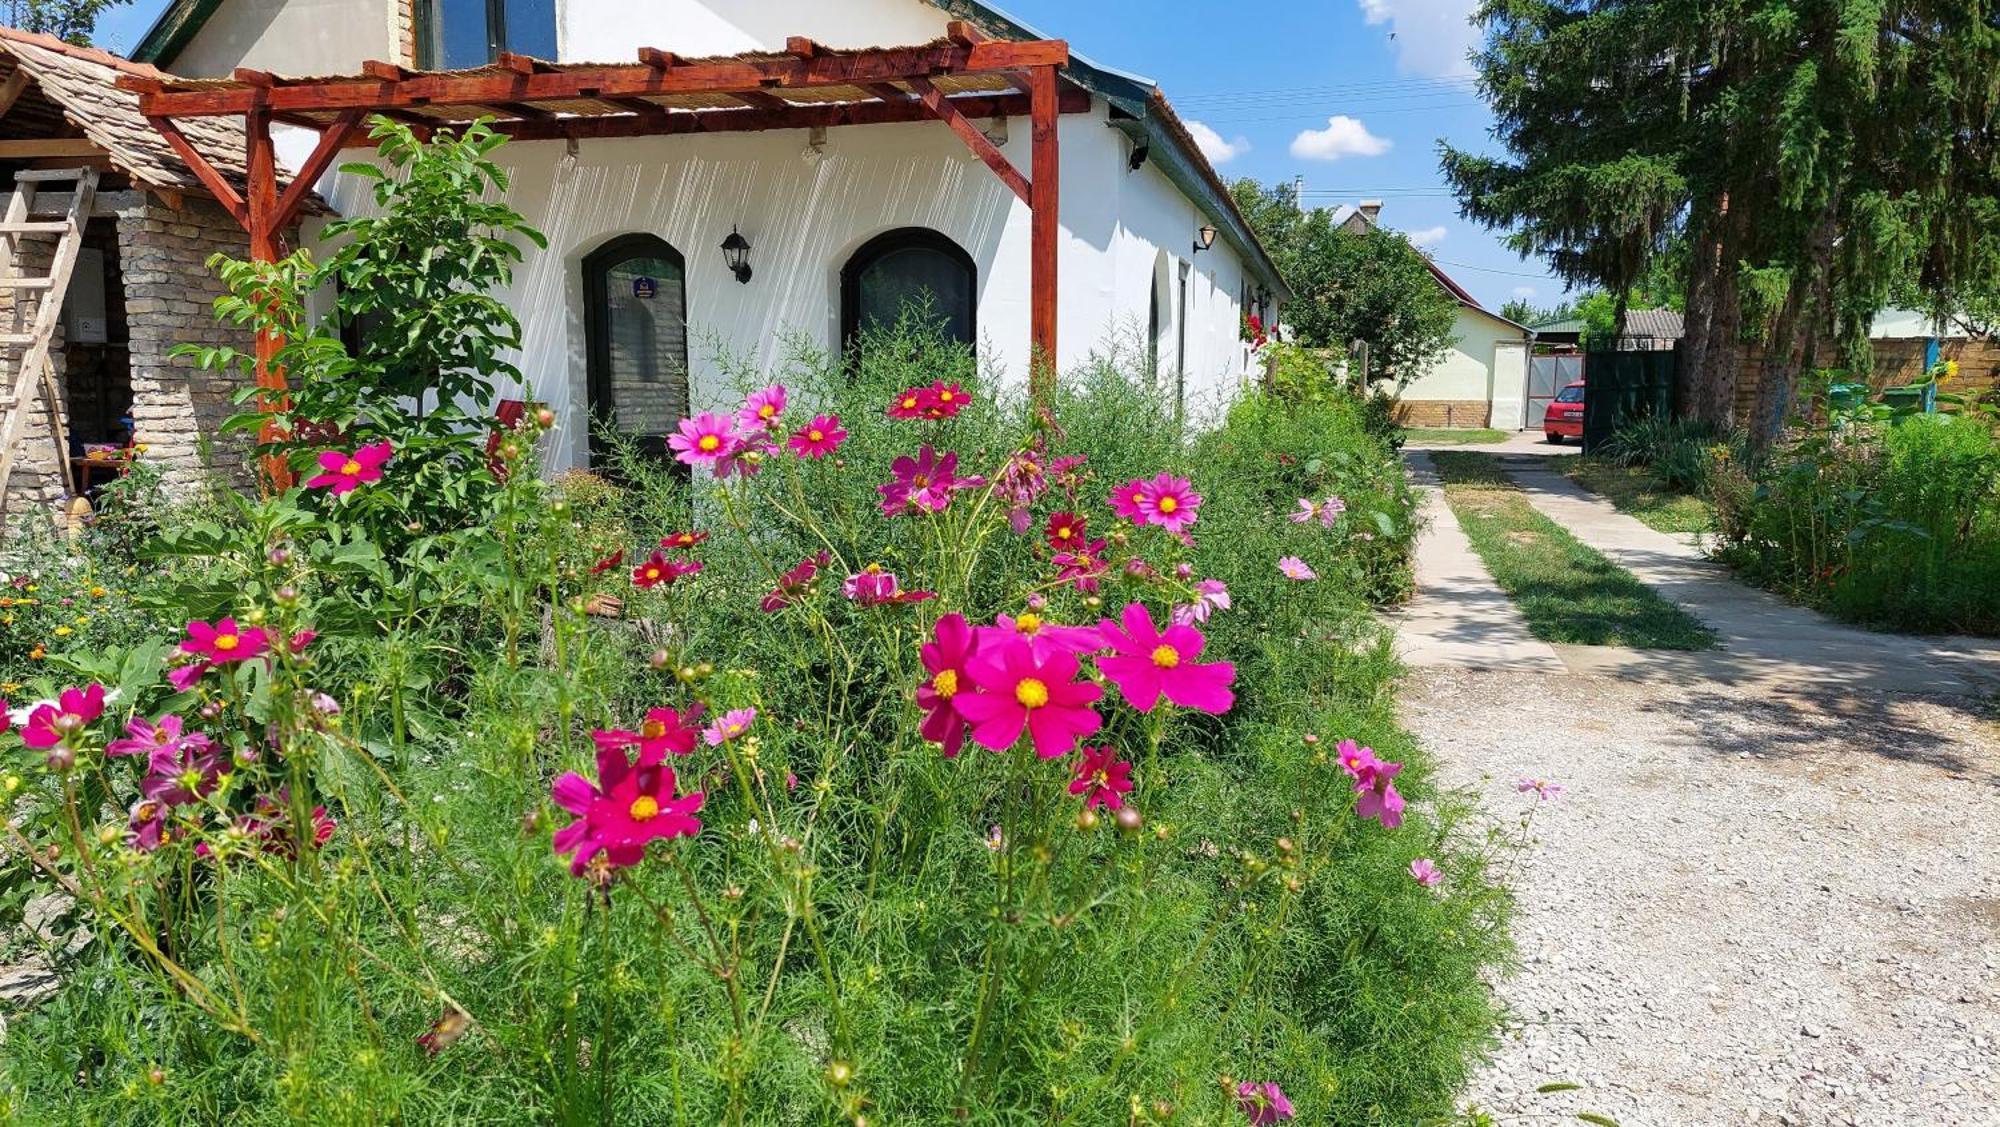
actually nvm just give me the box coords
[1028,64,1059,406]
[244,104,293,491]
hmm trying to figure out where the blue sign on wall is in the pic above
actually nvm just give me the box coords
[632,276,658,300]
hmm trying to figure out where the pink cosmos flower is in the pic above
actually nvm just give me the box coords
[140,738,225,808]
[1095,602,1236,715]
[1171,578,1232,626]
[1068,744,1133,810]
[127,798,171,852]
[1289,498,1321,524]
[198,791,337,861]
[703,707,756,746]
[918,613,978,758]
[1336,739,1380,779]
[761,550,831,612]
[551,744,705,876]
[1045,510,1088,550]
[843,567,936,607]
[995,447,1051,532]
[305,441,394,494]
[1353,758,1406,829]
[1052,539,1109,594]
[1108,478,1150,522]
[632,551,702,590]
[1134,473,1201,534]
[1410,857,1442,887]
[878,445,978,516]
[1516,777,1564,801]
[887,385,937,420]
[713,430,775,479]
[181,617,271,666]
[1236,1081,1295,1125]
[593,706,701,759]
[106,714,212,774]
[737,384,787,431]
[20,683,106,749]
[1320,495,1348,527]
[953,634,1103,759]
[980,612,1102,663]
[667,412,739,467]
[788,414,847,458]
[660,531,709,551]
[1277,556,1317,581]
[924,380,969,419]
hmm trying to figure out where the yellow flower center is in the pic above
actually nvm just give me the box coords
[1056,527,1072,540]
[759,405,776,418]
[808,429,824,442]
[214,634,240,652]
[1157,496,1178,514]
[628,796,660,821]
[698,435,721,452]
[641,719,667,740]
[928,668,960,699]
[1150,644,1180,669]
[939,390,955,402]
[903,396,919,409]
[913,474,930,487]
[340,459,363,475]
[645,568,662,580]
[1093,769,1110,786]
[1015,612,1043,635]
[1014,678,1050,709]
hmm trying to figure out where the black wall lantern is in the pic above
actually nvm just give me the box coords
[721,226,753,284]
[1193,224,1218,254]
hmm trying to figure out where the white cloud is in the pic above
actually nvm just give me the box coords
[1185,119,1250,165]
[1511,285,1538,299]
[1356,0,1482,79]
[1406,225,1447,248]
[1289,116,1392,161]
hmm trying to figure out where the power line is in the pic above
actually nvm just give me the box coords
[1427,256,1556,279]
[1172,74,1480,104]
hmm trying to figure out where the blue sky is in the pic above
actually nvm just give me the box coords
[91,0,1565,312]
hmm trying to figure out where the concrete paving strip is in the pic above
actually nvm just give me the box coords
[1387,453,1568,674]
[1501,458,2000,696]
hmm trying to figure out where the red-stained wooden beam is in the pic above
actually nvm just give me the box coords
[637,47,678,70]
[121,40,1070,117]
[732,89,794,112]
[143,114,246,225]
[786,37,822,59]
[946,20,989,46]
[244,103,293,491]
[904,75,1029,204]
[1028,64,1060,402]
[272,107,364,230]
[361,60,405,81]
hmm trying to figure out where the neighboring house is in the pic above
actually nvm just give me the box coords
[1530,308,1682,353]
[129,0,1291,474]
[0,27,311,518]
[1337,201,1529,430]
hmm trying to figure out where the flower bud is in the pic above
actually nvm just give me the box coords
[535,407,557,429]
[267,545,292,567]
[648,649,672,671]
[826,1060,853,1087]
[148,1067,166,1086]
[1301,732,1319,746]
[273,585,299,607]
[1114,806,1143,834]
[235,747,260,768]
[200,702,223,721]
[45,746,74,772]
[50,712,85,736]
[1074,807,1100,831]
[695,662,714,679]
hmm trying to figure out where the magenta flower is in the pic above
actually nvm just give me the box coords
[180,617,271,666]
[667,412,739,467]
[1052,538,1109,594]
[127,798,171,852]
[594,706,701,759]
[305,441,393,493]
[1095,602,1235,715]
[1045,510,1088,550]
[1171,578,1232,626]
[918,613,978,758]
[761,550,832,612]
[924,380,969,419]
[140,739,224,808]
[20,683,106,749]
[737,384,788,431]
[1410,857,1442,887]
[1134,473,1201,534]
[1336,739,1380,779]
[787,414,846,458]
[1277,556,1317,581]
[550,744,705,876]
[1236,1080,1295,1124]
[878,445,977,516]
[979,612,1102,663]
[714,430,775,479]
[1353,758,1406,829]
[632,551,702,590]
[843,567,935,607]
[702,707,756,746]
[1516,777,1563,801]
[953,634,1103,759]
[1068,744,1133,810]
[1108,478,1150,522]
[106,714,212,774]
[887,385,937,420]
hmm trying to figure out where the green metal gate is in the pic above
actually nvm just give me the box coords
[1582,346,1678,453]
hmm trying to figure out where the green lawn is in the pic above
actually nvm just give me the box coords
[1565,458,1714,534]
[1402,427,1508,446]
[1430,451,1718,650]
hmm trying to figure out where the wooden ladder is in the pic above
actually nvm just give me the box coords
[0,166,98,533]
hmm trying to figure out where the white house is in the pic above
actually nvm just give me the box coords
[127,0,1289,473]
[1338,201,1528,430]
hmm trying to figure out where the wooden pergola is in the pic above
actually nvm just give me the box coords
[116,23,1081,482]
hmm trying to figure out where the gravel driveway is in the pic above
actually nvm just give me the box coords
[1409,668,2000,1127]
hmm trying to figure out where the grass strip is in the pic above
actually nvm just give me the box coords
[1429,451,1718,650]
[1401,427,1507,446]
[1563,457,1714,534]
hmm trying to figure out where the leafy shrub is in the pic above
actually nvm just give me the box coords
[1600,414,1732,492]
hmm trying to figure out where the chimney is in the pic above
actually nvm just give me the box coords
[1359,199,1383,225]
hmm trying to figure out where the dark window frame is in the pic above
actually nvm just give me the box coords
[839,227,977,353]
[416,0,557,69]
[582,232,689,468]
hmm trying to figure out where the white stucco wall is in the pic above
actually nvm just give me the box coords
[171,0,397,77]
[1399,305,1528,412]
[318,102,1256,470]
[560,0,953,60]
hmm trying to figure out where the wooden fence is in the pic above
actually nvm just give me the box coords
[1731,337,2000,420]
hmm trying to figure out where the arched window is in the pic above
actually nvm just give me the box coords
[583,234,688,467]
[840,228,976,351]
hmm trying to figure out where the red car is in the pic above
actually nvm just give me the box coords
[1543,381,1585,444]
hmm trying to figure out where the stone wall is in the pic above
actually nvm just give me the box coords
[1732,337,2000,421]
[1391,398,1491,429]
[116,196,259,499]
